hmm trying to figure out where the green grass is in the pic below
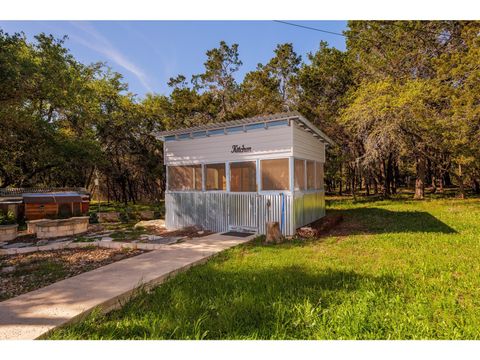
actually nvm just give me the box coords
[49,195,480,339]
[89,201,164,216]
[111,226,147,242]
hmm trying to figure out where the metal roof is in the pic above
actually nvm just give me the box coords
[155,111,335,146]
[22,193,84,204]
[0,187,89,198]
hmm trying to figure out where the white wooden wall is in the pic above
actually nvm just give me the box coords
[164,123,325,165]
[164,126,293,165]
[292,123,325,162]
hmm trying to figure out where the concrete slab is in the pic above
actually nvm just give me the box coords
[0,232,256,340]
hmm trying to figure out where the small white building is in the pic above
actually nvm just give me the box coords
[156,112,334,236]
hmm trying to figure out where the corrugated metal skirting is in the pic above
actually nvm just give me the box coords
[165,190,325,236]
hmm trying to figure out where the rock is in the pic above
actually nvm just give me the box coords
[148,236,183,245]
[3,242,32,249]
[51,237,72,243]
[101,236,114,242]
[197,230,205,235]
[265,222,284,244]
[36,240,50,246]
[138,210,155,220]
[0,241,7,247]
[134,219,165,231]
[97,212,120,223]
[1,266,16,273]
[296,214,344,238]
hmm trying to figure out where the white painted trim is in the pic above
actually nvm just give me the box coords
[304,159,307,191]
[165,162,169,192]
[201,163,206,192]
[289,156,295,193]
[257,158,261,192]
[226,161,231,192]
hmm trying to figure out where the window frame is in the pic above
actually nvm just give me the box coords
[294,158,306,191]
[260,158,290,192]
[205,162,227,192]
[315,161,324,190]
[166,164,203,192]
[293,157,324,193]
[229,160,258,193]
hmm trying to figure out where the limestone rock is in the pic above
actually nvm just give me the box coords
[3,242,31,249]
[134,219,165,231]
[1,266,16,273]
[138,210,155,220]
[97,212,120,223]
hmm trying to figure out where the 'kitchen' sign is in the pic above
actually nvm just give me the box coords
[231,145,252,153]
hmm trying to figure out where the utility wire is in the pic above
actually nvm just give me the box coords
[273,20,346,37]
[274,20,462,42]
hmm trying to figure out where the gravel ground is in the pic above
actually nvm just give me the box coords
[0,247,146,301]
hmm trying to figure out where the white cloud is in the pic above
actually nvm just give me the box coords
[69,21,153,93]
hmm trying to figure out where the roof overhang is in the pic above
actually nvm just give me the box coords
[22,193,84,204]
[154,111,336,146]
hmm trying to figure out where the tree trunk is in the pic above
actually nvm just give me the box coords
[381,159,390,197]
[457,164,465,199]
[473,179,480,194]
[339,164,343,196]
[393,160,400,194]
[351,165,357,201]
[414,156,426,200]
[266,222,283,244]
[431,175,437,194]
[444,171,453,187]
[386,154,394,195]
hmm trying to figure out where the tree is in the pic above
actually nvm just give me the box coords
[341,79,441,198]
[435,21,480,197]
[264,43,301,111]
[192,41,242,120]
[235,64,284,117]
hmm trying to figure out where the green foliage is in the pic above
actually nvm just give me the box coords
[89,212,99,224]
[73,236,94,243]
[0,210,16,225]
[2,22,480,200]
[49,196,480,339]
[0,30,163,203]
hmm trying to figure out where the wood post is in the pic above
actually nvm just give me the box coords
[265,221,283,244]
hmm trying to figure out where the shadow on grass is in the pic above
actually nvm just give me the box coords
[327,207,457,234]
[49,266,397,339]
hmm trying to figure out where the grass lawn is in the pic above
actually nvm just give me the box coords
[49,195,480,339]
[89,201,164,216]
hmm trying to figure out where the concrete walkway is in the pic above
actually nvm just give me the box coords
[0,233,255,340]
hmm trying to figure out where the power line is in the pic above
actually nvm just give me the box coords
[274,20,462,42]
[273,20,346,37]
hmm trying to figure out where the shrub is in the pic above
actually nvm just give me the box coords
[0,210,16,225]
[89,212,99,224]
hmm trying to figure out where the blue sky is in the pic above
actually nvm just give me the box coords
[0,21,347,98]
